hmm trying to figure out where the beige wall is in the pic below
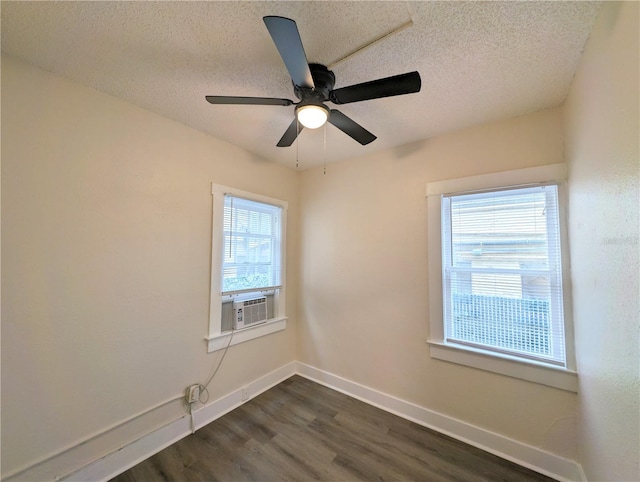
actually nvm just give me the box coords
[563,2,640,481]
[1,55,299,477]
[4,2,639,477]
[298,107,578,459]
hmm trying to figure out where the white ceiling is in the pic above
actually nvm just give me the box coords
[1,1,601,169]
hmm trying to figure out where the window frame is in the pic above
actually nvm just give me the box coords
[207,184,287,353]
[426,164,577,391]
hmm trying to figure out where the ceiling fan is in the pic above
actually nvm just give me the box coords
[206,16,422,147]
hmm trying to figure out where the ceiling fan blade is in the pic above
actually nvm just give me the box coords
[330,71,421,105]
[263,16,315,89]
[206,96,294,106]
[328,109,376,145]
[277,118,303,147]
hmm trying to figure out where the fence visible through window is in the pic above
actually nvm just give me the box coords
[451,293,551,356]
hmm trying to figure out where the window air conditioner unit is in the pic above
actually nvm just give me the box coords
[233,297,268,330]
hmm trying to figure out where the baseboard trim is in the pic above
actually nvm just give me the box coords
[64,415,192,482]
[14,360,583,482]
[295,362,584,482]
[192,361,297,432]
[60,361,297,482]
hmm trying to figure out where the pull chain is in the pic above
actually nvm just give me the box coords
[295,117,300,169]
[323,122,327,175]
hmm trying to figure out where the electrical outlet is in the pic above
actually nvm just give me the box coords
[186,384,200,404]
[241,386,249,401]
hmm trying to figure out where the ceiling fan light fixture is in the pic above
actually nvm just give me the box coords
[207,16,422,147]
[296,104,329,129]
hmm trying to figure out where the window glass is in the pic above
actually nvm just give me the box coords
[442,185,566,366]
[222,195,282,295]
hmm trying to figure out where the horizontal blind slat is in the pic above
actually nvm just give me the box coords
[222,194,282,294]
[441,185,566,366]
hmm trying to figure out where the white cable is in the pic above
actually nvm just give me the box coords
[296,117,300,168]
[204,328,235,389]
[11,329,237,478]
[183,328,235,436]
[323,122,327,175]
[198,384,210,404]
[189,403,196,434]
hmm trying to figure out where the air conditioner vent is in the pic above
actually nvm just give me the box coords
[233,297,268,329]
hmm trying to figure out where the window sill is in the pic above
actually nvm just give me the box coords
[206,317,287,353]
[427,340,578,392]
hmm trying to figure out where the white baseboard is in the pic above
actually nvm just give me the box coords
[295,362,584,482]
[192,361,297,432]
[64,415,193,482]
[59,362,296,482]
[12,360,583,482]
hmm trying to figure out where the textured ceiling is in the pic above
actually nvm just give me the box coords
[1,1,601,169]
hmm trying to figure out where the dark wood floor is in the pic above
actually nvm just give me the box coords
[111,375,555,481]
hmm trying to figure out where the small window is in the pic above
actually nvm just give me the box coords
[221,195,282,295]
[207,184,287,352]
[427,165,577,391]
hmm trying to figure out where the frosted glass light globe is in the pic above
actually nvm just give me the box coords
[296,104,329,129]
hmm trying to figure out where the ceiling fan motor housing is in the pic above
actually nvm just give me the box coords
[294,63,335,103]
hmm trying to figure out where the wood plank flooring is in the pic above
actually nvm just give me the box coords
[111,375,555,481]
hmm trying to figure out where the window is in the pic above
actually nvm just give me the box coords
[207,184,287,352]
[427,165,577,391]
[221,196,282,295]
[443,185,566,364]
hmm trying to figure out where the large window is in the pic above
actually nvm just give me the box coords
[208,184,287,353]
[442,185,565,365]
[427,165,577,391]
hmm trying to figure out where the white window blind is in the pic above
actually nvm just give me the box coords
[222,195,282,295]
[441,184,566,366]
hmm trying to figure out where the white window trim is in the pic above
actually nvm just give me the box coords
[426,164,577,392]
[206,318,287,352]
[207,184,288,353]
